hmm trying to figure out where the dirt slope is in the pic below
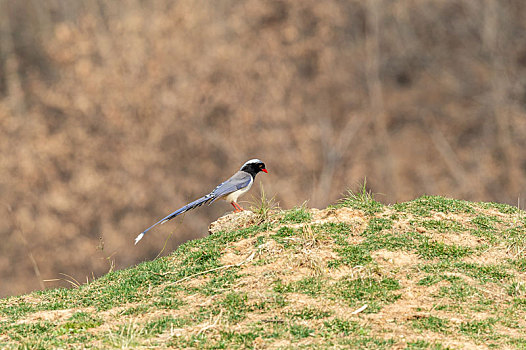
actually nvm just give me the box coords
[1,195,525,349]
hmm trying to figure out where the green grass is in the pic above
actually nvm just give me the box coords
[281,206,312,224]
[328,244,373,268]
[411,315,450,333]
[394,195,475,216]
[120,304,150,316]
[3,320,100,349]
[332,277,401,313]
[416,240,473,259]
[289,323,315,338]
[437,279,480,301]
[287,307,332,320]
[502,224,526,255]
[253,293,287,311]
[216,329,260,347]
[1,194,525,349]
[219,292,251,323]
[270,226,298,248]
[420,261,511,283]
[419,218,466,233]
[312,222,375,268]
[153,296,185,309]
[274,276,325,296]
[334,180,385,215]
[477,201,521,214]
[509,258,526,272]
[459,318,497,337]
[322,318,366,337]
[144,316,192,335]
[364,217,393,235]
[199,269,242,296]
[0,300,36,320]
[417,274,462,286]
[66,311,102,329]
[507,282,526,297]
[470,215,500,230]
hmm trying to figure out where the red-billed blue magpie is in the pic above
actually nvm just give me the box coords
[134,159,267,244]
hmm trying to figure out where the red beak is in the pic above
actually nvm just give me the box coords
[262,168,268,173]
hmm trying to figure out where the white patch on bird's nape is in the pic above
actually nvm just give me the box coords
[241,159,262,169]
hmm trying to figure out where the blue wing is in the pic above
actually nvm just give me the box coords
[209,171,252,204]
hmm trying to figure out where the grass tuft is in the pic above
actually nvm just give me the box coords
[333,277,401,313]
[411,315,450,333]
[334,179,385,214]
[280,205,312,224]
[250,183,279,223]
[394,195,475,216]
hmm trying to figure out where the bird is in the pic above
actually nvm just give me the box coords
[134,159,268,244]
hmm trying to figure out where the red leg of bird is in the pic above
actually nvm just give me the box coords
[231,202,241,213]
[231,202,244,212]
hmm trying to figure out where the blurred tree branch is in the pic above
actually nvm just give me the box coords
[365,0,397,198]
[0,0,26,114]
[483,0,520,194]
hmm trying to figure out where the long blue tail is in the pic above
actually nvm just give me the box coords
[134,194,214,245]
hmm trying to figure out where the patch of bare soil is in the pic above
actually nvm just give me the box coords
[16,308,90,324]
[208,211,259,235]
[373,250,421,267]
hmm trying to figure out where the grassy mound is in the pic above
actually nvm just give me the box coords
[1,194,525,349]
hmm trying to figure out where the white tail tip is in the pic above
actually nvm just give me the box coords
[134,233,144,245]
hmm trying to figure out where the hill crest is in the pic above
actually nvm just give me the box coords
[1,195,525,349]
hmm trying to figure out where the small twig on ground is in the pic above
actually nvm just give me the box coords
[44,272,82,289]
[351,304,368,315]
[155,216,184,260]
[166,251,256,285]
[197,309,223,336]
[261,319,284,323]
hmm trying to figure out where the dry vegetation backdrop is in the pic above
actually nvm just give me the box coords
[0,0,525,297]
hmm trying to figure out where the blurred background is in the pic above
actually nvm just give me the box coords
[0,0,525,297]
